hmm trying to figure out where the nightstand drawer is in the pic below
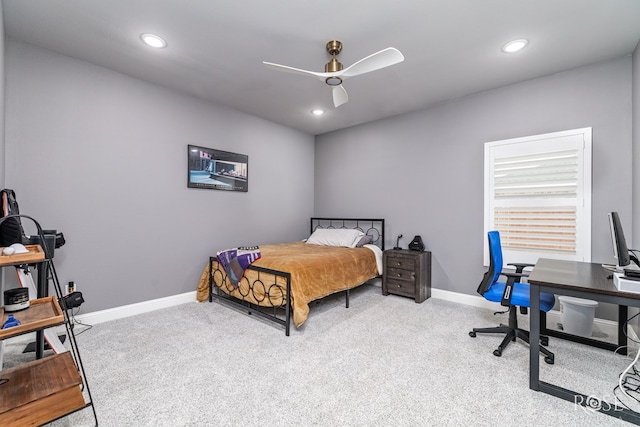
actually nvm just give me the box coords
[386,267,416,282]
[385,278,415,297]
[385,256,415,271]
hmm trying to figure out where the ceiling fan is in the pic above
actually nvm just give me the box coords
[263,40,404,108]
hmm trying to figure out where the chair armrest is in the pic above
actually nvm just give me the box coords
[506,262,535,274]
[499,271,528,306]
[500,271,528,281]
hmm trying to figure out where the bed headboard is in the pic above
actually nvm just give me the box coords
[310,218,385,251]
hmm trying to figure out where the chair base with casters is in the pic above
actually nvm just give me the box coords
[469,306,554,364]
[469,231,556,365]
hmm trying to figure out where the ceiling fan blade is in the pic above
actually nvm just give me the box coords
[263,61,327,82]
[340,47,404,78]
[333,85,348,108]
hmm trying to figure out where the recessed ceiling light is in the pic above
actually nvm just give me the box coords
[311,109,325,116]
[140,33,167,48]
[502,39,528,53]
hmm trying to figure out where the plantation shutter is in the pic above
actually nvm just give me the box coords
[484,128,591,264]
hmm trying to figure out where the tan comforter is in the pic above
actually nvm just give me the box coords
[196,241,379,327]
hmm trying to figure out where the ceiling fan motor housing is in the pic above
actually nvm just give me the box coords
[325,40,343,84]
[325,58,343,73]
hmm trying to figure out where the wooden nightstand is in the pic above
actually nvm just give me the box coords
[382,249,431,303]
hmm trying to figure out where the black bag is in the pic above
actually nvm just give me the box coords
[0,189,26,246]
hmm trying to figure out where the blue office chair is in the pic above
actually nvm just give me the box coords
[469,231,555,364]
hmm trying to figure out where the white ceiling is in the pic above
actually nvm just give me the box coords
[3,0,640,135]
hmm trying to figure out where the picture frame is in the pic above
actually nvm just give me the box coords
[187,144,248,192]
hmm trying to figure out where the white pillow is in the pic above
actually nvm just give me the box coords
[306,229,365,248]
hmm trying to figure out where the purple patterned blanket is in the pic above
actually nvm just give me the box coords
[216,246,261,288]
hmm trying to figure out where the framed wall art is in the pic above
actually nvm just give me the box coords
[187,144,248,192]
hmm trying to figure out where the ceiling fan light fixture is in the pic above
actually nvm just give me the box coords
[325,76,343,86]
[502,39,528,53]
[140,33,167,48]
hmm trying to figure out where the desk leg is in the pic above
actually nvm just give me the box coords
[530,283,541,391]
[619,305,629,355]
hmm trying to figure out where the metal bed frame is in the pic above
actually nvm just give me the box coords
[208,217,385,335]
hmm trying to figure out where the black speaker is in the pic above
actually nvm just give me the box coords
[408,235,425,252]
[59,291,84,309]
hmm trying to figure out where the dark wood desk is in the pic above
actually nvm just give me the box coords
[528,258,640,424]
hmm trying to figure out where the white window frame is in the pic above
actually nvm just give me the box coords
[484,127,592,265]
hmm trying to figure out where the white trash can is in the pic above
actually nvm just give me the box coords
[558,296,598,337]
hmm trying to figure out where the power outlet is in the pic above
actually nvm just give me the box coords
[66,281,77,295]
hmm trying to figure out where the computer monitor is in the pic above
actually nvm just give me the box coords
[609,211,635,270]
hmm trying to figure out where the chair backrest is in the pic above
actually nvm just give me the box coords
[476,231,504,296]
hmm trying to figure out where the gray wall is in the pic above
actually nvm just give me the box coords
[2,39,637,319]
[3,41,315,313]
[315,57,633,310]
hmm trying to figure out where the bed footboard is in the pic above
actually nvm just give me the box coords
[208,257,292,336]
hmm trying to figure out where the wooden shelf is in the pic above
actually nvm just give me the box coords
[0,245,45,267]
[0,218,96,425]
[0,296,64,340]
[0,352,85,426]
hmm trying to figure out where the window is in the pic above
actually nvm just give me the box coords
[484,128,592,264]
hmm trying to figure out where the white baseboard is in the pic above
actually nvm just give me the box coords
[75,291,197,325]
[431,287,620,340]
[0,293,195,347]
[69,285,622,343]
[0,292,193,348]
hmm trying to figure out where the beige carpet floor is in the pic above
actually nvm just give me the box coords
[1,283,635,426]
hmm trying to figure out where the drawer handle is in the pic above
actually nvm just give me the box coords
[396,284,401,288]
